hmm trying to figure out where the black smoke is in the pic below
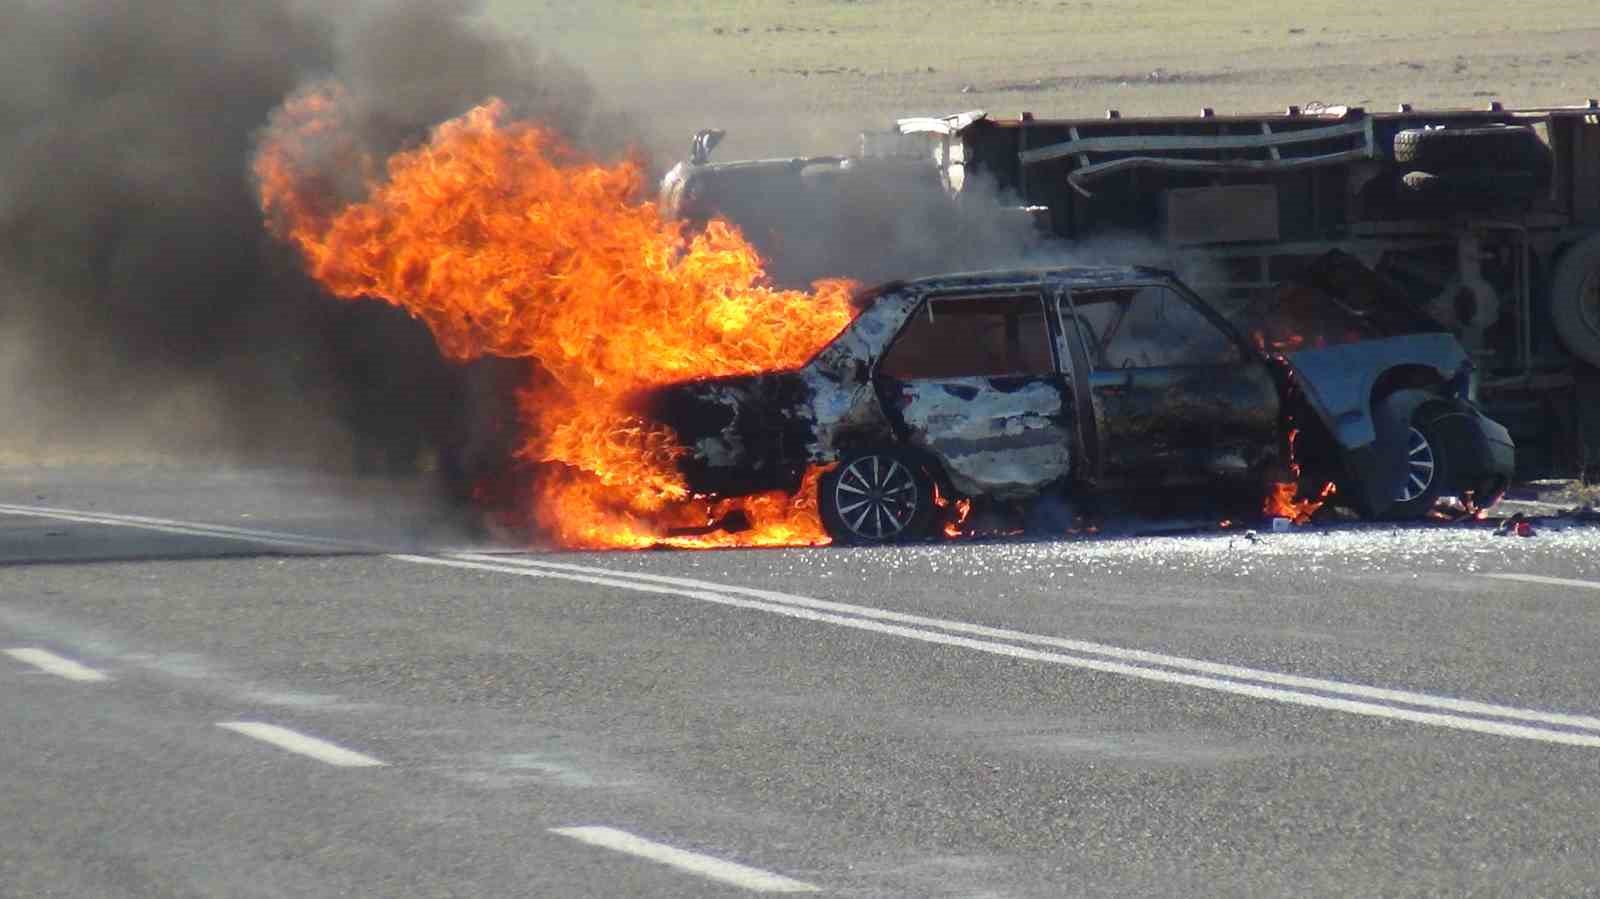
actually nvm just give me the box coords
[0,0,626,480]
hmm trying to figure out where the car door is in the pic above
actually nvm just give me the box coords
[1060,281,1280,487]
[873,290,1075,499]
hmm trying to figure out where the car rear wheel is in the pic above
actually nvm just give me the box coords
[820,450,935,545]
[1385,415,1454,520]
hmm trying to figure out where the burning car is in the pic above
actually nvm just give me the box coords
[640,266,1514,544]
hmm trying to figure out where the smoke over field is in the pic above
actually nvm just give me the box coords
[0,0,622,471]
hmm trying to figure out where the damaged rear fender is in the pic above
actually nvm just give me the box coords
[1285,334,1468,450]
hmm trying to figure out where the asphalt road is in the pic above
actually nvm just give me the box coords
[3,468,1600,897]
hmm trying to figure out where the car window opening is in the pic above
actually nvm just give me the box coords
[1070,286,1241,369]
[879,295,1054,380]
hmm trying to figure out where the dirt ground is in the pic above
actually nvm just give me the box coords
[485,0,1600,160]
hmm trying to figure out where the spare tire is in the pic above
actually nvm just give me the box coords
[1551,235,1600,369]
[1393,124,1549,174]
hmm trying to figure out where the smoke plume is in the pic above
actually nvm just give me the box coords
[0,0,621,476]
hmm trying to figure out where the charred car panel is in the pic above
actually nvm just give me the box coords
[639,372,816,496]
[1059,276,1283,486]
[804,286,923,457]
[891,376,1074,500]
[1085,363,1281,486]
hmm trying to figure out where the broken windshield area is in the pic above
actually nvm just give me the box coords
[878,294,1054,379]
[1067,285,1241,369]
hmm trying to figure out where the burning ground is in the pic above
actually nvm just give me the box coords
[256,89,857,549]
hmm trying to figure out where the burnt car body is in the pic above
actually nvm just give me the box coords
[641,267,1515,543]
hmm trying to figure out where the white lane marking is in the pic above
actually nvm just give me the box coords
[5,502,1595,746]
[397,553,1600,748]
[550,826,820,893]
[449,552,1600,735]
[0,503,370,553]
[217,722,387,767]
[1485,573,1600,592]
[4,647,110,682]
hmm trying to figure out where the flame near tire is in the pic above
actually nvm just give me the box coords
[256,88,855,548]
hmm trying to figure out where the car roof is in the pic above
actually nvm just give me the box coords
[888,265,1175,294]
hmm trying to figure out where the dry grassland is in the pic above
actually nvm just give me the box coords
[487,0,1600,159]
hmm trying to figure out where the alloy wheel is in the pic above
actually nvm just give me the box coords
[1396,426,1437,502]
[833,454,920,541]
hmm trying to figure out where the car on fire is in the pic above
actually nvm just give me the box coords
[640,266,1515,544]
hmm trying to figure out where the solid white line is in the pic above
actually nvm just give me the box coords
[448,552,1600,735]
[0,503,371,553]
[396,554,1600,748]
[217,722,386,767]
[4,501,1594,746]
[1485,573,1600,592]
[550,826,819,893]
[4,647,110,682]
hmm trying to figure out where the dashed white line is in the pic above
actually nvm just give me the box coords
[217,721,387,767]
[4,647,110,682]
[398,552,1600,748]
[1485,573,1600,592]
[550,826,819,893]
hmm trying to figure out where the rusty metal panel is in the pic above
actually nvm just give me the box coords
[1163,185,1280,245]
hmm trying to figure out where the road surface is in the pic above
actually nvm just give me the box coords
[3,468,1599,896]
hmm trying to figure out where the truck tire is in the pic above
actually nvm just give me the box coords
[1551,235,1600,369]
[1397,169,1539,214]
[1393,124,1549,174]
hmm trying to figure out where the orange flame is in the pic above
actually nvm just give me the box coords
[1263,427,1336,524]
[1263,479,1337,524]
[256,89,855,548]
[942,498,973,538]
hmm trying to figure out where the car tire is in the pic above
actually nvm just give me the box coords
[1393,124,1548,173]
[820,449,935,545]
[1383,410,1456,520]
[1550,235,1600,369]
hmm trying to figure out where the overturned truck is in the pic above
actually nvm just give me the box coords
[662,101,1600,479]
